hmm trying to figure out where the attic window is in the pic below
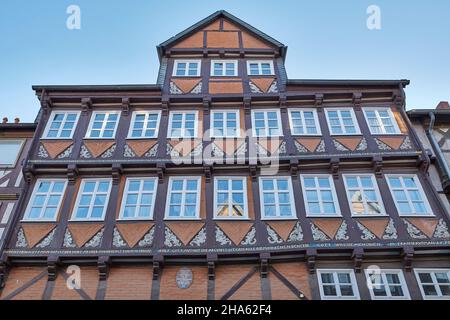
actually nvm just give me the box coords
[211,60,238,76]
[247,60,274,76]
[173,60,201,77]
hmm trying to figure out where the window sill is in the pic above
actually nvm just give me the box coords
[164,218,203,221]
[306,215,343,218]
[68,219,105,223]
[40,138,74,141]
[369,133,405,136]
[329,133,363,137]
[20,219,58,223]
[117,218,154,222]
[83,137,116,140]
[351,214,388,218]
[214,217,252,221]
[398,214,435,218]
[126,137,158,140]
[261,217,298,221]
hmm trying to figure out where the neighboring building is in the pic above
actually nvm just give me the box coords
[1,10,450,300]
[0,118,36,254]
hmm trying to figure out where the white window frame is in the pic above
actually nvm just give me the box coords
[301,174,341,217]
[365,269,411,300]
[363,107,401,135]
[210,109,241,138]
[210,60,238,77]
[251,109,283,137]
[172,59,201,77]
[118,177,158,221]
[414,269,450,300]
[213,176,248,220]
[164,176,202,220]
[23,179,67,222]
[317,269,360,300]
[258,176,297,220]
[246,60,275,76]
[325,108,361,135]
[0,139,25,168]
[127,111,161,139]
[42,110,81,139]
[287,108,321,136]
[385,174,434,217]
[167,110,199,139]
[70,178,113,221]
[343,174,386,217]
[85,111,121,139]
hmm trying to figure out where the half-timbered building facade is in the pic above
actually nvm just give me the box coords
[1,10,450,300]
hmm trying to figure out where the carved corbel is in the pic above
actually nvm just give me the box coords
[47,256,59,281]
[392,93,404,109]
[41,96,52,116]
[153,261,161,280]
[243,96,252,115]
[279,94,287,113]
[122,97,130,116]
[353,93,362,111]
[352,248,364,273]
[417,154,430,173]
[306,249,317,274]
[219,49,225,59]
[290,159,299,179]
[23,165,35,184]
[111,164,122,185]
[315,93,324,107]
[157,163,165,183]
[330,158,340,179]
[260,253,270,278]
[372,155,383,178]
[203,97,211,116]
[81,98,92,114]
[98,256,110,281]
[249,165,257,182]
[204,165,212,183]
[402,247,414,272]
[208,261,215,281]
[161,99,170,116]
[67,164,78,185]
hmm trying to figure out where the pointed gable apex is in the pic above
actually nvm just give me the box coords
[157,10,286,59]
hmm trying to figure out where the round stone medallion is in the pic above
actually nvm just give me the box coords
[176,268,193,289]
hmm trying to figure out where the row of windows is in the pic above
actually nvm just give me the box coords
[172,59,275,77]
[42,107,401,140]
[317,269,450,300]
[23,174,433,222]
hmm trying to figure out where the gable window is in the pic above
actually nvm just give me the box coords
[343,174,385,216]
[301,175,340,217]
[211,60,238,76]
[325,108,361,135]
[251,109,282,137]
[165,177,201,219]
[0,140,24,167]
[43,111,80,139]
[414,269,450,300]
[24,179,67,221]
[317,270,360,300]
[288,109,321,135]
[71,179,112,221]
[168,111,198,138]
[86,111,120,139]
[214,177,247,219]
[173,60,201,77]
[247,60,274,76]
[365,269,410,300]
[386,175,433,216]
[119,178,158,220]
[259,177,296,219]
[211,110,240,138]
[363,107,400,134]
[128,111,161,139]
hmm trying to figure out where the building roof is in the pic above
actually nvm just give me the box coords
[32,84,162,93]
[0,123,37,130]
[287,79,410,87]
[157,10,287,60]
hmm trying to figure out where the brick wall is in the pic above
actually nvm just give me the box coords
[105,266,152,300]
[159,266,207,300]
[0,267,46,300]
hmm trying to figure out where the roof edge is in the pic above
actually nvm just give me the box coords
[287,79,410,87]
[32,84,162,92]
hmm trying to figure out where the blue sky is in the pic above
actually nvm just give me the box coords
[1,0,449,122]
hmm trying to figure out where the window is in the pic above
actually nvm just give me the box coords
[168,111,198,138]
[71,179,112,221]
[173,60,201,77]
[386,175,433,216]
[211,110,240,138]
[128,111,161,139]
[214,177,248,219]
[325,108,361,135]
[301,175,341,217]
[0,140,24,167]
[317,270,360,300]
[119,178,158,220]
[247,60,274,76]
[259,177,296,219]
[42,111,80,139]
[211,60,238,76]
[343,174,385,216]
[251,109,282,137]
[86,111,120,139]
[288,109,321,135]
[414,269,450,300]
[24,179,67,221]
[363,108,400,134]
[365,269,410,300]
[165,177,201,219]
